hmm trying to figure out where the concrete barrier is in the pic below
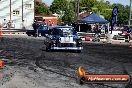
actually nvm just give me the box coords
[2,32,26,35]
[1,29,26,35]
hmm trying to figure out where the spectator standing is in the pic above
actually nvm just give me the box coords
[2,19,7,28]
[7,20,12,29]
[91,25,95,33]
[43,19,47,25]
[32,20,37,30]
[95,25,99,34]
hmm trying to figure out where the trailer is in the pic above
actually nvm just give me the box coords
[0,0,34,30]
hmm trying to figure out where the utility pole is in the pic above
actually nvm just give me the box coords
[34,0,36,21]
[129,0,132,26]
[77,0,80,20]
[75,0,80,20]
[22,0,23,22]
[10,0,11,21]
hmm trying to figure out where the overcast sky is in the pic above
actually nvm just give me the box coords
[42,0,130,6]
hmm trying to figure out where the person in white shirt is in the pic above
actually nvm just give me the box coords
[2,19,7,28]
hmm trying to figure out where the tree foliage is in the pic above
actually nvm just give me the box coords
[48,0,130,25]
[50,0,68,14]
[35,1,52,15]
[80,0,97,9]
[62,1,76,24]
[79,0,130,25]
[50,0,75,24]
[92,1,112,22]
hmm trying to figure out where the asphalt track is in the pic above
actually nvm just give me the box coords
[0,36,132,88]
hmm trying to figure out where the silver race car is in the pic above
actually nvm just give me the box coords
[44,26,83,52]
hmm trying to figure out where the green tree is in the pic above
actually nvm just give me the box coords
[94,1,110,13]
[35,1,52,15]
[62,1,75,24]
[50,0,68,14]
[80,0,97,8]
[49,0,130,25]
[92,1,111,21]
[50,0,75,24]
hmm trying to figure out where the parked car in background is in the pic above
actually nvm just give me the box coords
[26,25,49,37]
[44,26,83,52]
[111,35,127,43]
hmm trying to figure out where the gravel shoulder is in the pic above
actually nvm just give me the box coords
[0,36,132,88]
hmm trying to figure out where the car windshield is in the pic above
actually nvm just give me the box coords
[50,27,77,36]
[38,25,47,30]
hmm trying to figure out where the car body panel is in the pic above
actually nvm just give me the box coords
[111,35,126,42]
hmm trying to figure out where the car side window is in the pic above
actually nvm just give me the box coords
[51,28,62,35]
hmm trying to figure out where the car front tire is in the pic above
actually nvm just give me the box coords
[46,44,51,52]
[46,47,50,52]
[27,34,31,36]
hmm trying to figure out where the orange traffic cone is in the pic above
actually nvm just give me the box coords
[0,60,4,68]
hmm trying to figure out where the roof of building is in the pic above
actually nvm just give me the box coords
[79,11,90,19]
[35,14,57,17]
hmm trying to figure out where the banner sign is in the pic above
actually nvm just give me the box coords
[77,66,131,84]
[111,6,119,33]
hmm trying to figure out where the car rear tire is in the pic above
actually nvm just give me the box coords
[38,33,42,37]
[46,47,50,52]
[27,34,31,36]
[33,34,37,37]
[46,44,51,52]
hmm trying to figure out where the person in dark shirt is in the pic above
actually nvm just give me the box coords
[32,19,47,30]
[32,20,37,30]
